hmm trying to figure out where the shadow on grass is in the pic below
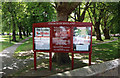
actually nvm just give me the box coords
[11,56,88,77]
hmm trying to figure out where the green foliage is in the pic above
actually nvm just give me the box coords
[108,2,120,34]
[2,2,56,33]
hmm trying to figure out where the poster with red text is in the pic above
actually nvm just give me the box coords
[34,27,50,50]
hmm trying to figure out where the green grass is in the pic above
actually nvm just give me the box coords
[15,37,33,53]
[92,40,119,61]
[0,42,14,52]
[0,35,28,52]
[82,39,119,63]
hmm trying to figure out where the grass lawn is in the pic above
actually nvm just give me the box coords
[0,35,28,52]
[92,40,119,61]
[82,40,119,63]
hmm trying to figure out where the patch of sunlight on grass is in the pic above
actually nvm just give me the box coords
[109,50,113,52]
[95,49,100,51]
[82,59,89,64]
[0,38,8,41]
[96,60,104,63]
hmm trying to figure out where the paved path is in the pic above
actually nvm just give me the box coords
[92,38,118,46]
[0,37,31,76]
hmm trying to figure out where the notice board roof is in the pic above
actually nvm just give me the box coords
[33,21,92,27]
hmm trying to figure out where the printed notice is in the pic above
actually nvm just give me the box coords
[34,27,50,50]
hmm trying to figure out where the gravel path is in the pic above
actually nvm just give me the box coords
[0,37,31,76]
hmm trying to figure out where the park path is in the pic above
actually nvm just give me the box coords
[0,37,32,76]
[92,37,118,46]
[0,37,118,77]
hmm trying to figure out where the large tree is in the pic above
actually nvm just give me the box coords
[88,2,104,41]
[52,2,80,65]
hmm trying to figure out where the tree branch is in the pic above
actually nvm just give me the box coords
[87,9,94,26]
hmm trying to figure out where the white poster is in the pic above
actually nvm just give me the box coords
[73,27,91,51]
[34,27,50,50]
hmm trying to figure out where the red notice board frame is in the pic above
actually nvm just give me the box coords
[33,21,92,70]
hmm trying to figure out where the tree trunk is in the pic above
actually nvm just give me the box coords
[12,17,16,42]
[52,11,70,65]
[103,16,110,39]
[52,52,71,65]
[27,28,29,37]
[103,28,110,39]
[94,22,103,41]
[29,32,31,35]
[19,26,23,39]
[57,12,68,21]
[52,2,80,65]
[12,29,16,42]
[23,29,26,36]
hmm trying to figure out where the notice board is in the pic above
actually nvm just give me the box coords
[33,21,92,53]
[33,21,92,70]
